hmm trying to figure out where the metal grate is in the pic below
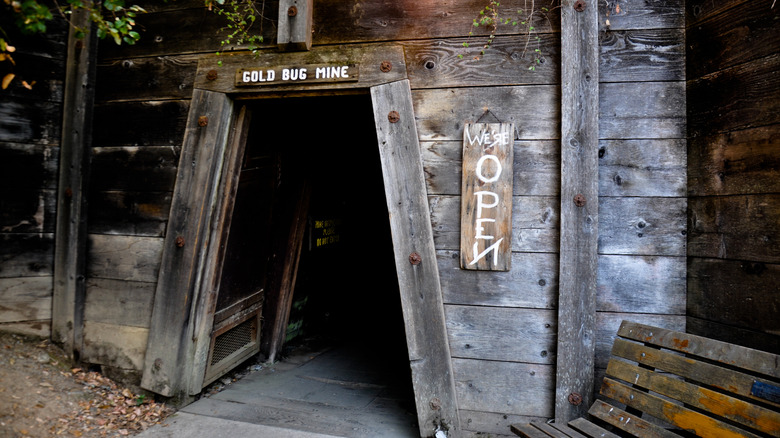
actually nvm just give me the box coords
[210,318,254,366]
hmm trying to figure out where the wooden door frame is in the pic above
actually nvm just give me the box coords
[141,46,461,436]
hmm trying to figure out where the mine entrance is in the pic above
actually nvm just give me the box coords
[202,93,419,435]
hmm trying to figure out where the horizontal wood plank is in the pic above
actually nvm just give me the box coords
[92,100,190,147]
[88,191,172,237]
[0,52,64,101]
[595,313,685,369]
[465,411,548,437]
[599,81,686,140]
[0,143,59,190]
[82,321,149,370]
[0,98,62,145]
[599,197,686,256]
[413,86,560,141]
[84,278,156,328]
[453,358,555,417]
[597,0,684,31]
[598,139,686,197]
[567,417,620,438]
[96,55,199,102]
[0,321,51,338]
[0,189,56,234]
[90,147,180,192]
[599,29,685,82]
[686,0,750,24]
[0,234,54,278]
[687,316,780,355]
[86,234,164,282]
[438,250,558,308]
[446,305,556,363]
[0,276,52,323]
[587,399,677,438]
[597,255,685,314]
[688,194,780,262]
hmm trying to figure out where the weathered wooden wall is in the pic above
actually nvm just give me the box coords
[0,11,66,337]
[686,0,780,352]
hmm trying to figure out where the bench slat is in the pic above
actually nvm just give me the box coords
[567,417,622,438]
[611,338,780,408]
[549,423,590,438]
[600,377,764,438]
[587,399,679,438]
[606,359,780,435]
[511,422,562,438]
[618,321,779,378]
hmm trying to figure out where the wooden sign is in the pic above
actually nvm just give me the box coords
[460,123,514,271]
[236,63,359,87]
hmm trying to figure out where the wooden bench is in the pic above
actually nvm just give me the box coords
[511,321,780,438]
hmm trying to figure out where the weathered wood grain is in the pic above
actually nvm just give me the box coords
[687,257,780,337]
[0,143,59,190]
[688,126,780,197]
[0,234,54,278]
[88,191,172,237]
[686,0,750,24]
[599,81,686,140]
[0,98,62,145]
[371,80,460,435]
[598,255,685,314]
[84,278,156,328]
[594,312,685,370]
[90,147,180,192]
[598,139,686,197]
[687,316,780,355]
[0,189,56,234]
[0,276,52,323]
[0,321,51,337]
[0,52,64,101]
[688,194,780,262]
[86,234,164,282]
[278,0,313,50]
[92,100,190,147]
[687,54,780,138]
[431,195,559,253]
[557,0,600,421]
[687,0,780,78]
[422,140,560,196]
[96,55,199,102]
[598,0,684,31]
[464,410,548,436]
[599,29,685,82]
[453,358,555,418]
[587,399,676,438]
[404,34,560,89]
[412,86,560,141]
[438,250,558,309]
[82,321,149,370]
[446,305,556,364]
[599,197,686,256]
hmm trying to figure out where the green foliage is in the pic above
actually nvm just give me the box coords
[207,0,267,56]
[459,0,557,71]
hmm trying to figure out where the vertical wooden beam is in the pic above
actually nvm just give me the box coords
[371,80,461,437]
[277,0,313,51]
[52,10,97,357]
[556,0,600,424]
[141,90,234,400]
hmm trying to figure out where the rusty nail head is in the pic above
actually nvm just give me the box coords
[175,236,185,248]
[568,392,583,406]
[198,116,209,127]
[409,252,422,265]
[574,194,586,207]
[64,187,73,198]
[288,6,298,16]
[380,61,392,73]
[388,111,400,123]
[573,0,586,11]
[206,70,218,81]
[430,397,442,411]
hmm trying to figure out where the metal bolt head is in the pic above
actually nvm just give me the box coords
[175,236,186,248]
[409,252,422,265]
[568,392,583,406]
[64,187,73,198]
[430,397,442,411]
[206,70,218,81]
[573,194,586,207]
[573,0,586,11]
[198,116,209,127]
[288,6,298,16]
[380,61,392,73]
[388,111,400,123]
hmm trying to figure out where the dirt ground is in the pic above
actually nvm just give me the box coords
[0,332,174,437]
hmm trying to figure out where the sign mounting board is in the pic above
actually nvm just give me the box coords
[236,63,359,87]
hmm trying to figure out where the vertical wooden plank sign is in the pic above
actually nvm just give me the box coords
[460,123,514,271]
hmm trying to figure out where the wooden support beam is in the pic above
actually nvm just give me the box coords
[141,90,234,400]
[371,80,460,436]
[555,0,600,424]
[278,0,313,51]
[52,10,97,357]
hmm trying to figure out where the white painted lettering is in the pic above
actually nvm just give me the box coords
[243,71,251,82]
[470,238,504,266]
[316,67,327,79]
[466,128,491,146]
[330,66,341,78]
[341,65,349,78]
[475,154,502,183]
[474,191,499,219]
[474,218,496,239]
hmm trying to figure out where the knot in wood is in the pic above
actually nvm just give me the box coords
[573,0,586,12]
[380,61,393,73]
[388,111,400,123]
[568,392,583,406]
[175,236,186,248]
[409,252,422,265]
[287,6,298,17]
[573,194,587,207]
[206,70,218,81]
[429,397,442,411]
[198,116,209,127]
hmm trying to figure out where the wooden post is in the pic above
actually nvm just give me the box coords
[278,0,313,51]
[555,0,600,424]
[371,80,461,436]
[52,10,97,357]
[141,90,234,400]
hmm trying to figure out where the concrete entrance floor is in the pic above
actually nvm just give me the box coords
[136,340,420,437]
